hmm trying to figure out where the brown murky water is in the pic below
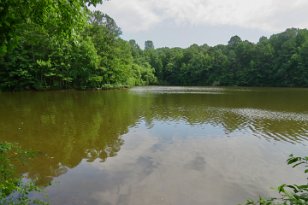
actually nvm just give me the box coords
[0,87,308,205]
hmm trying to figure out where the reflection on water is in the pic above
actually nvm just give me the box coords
[0,87,308,205]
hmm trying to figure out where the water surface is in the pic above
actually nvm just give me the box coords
[0,87,308,205]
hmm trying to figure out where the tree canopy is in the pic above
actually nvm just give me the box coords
[0,1,308,91]
[0,8,157,90]
[144,28,308,87]
[0,0,106,55]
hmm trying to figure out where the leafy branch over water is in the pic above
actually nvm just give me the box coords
[0,142,46,205]
[243,155,308,205]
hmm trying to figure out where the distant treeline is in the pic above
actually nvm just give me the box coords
[144,28,308,87]
[1,3,308,90]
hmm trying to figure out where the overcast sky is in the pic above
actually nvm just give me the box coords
[95,0,308,48]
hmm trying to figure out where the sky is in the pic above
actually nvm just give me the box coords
[95,0,308,48]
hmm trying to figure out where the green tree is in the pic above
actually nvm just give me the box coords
[0,0,104,55]
[145,28,308,88]
[145,40,155,50]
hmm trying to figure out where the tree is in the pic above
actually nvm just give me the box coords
[145,28,308,88]
[0,0,104,55]
[145,40,154,50]
[129,40,142,58]
[228,35,242,47]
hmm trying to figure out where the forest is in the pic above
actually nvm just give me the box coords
[1,1,308,90]
[0,0,156,90]
[145,29,308,87]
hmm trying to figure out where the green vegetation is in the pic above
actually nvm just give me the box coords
[1,0,308,90]
[0,142,44,205]
[0,0,104,55]
[145,29,308,87]
[0,2,156,90]
[243,155,308,205]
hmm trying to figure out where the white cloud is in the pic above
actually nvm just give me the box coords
[96,0,308,33]
[95,0,162,32]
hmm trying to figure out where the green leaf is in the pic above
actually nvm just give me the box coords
[278,184,286,193]
[287,157,301,165]
[292,162,305,168]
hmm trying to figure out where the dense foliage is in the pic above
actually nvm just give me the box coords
[0,0,104,55]
[1,0,308,90]
[145,29,308,87]
[0,9,156,90]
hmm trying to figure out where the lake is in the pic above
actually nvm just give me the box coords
[1,86,308,205]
